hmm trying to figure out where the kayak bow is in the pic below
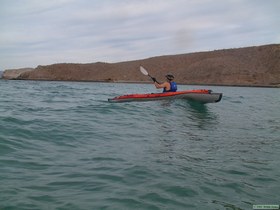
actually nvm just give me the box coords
[108,89,222,103]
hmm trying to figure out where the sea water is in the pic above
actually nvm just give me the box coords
[0,80,279,210]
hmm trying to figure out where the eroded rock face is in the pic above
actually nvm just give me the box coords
[2,68,34,80]
[3,44,280,87]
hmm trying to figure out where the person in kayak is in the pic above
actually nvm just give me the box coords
[152,74,177,92]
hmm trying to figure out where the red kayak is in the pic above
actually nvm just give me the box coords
[108,89,222,103]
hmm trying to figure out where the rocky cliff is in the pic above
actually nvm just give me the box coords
[3,44,280,87]
[2,68,34,80]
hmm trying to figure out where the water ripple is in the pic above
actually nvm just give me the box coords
[0,81,280,209]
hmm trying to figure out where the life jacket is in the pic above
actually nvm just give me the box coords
[163,81,177,92]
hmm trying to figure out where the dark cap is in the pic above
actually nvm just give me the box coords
[165,74,174,81]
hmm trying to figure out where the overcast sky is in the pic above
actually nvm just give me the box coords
[1,0,279,70]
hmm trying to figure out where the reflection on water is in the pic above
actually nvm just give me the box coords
[179,100,218,130]
[154,99,219,137]
[152,99,220,160]
[187,100,209,113]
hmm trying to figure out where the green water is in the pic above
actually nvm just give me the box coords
[0,80,279,210]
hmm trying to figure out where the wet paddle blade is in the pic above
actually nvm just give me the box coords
[140,66,149,76]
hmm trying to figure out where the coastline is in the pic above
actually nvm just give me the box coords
[2,78,279,88]
[3,44,280,88]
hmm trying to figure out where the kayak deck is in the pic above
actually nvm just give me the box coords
[108,89,222,103]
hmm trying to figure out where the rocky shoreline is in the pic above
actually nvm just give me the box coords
[3,44,280,87]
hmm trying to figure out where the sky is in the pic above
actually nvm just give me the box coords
[0,0,279,70]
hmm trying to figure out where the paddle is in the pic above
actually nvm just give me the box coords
[140,66,158,83]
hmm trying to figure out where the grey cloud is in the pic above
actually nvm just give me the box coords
[0,0,279,69]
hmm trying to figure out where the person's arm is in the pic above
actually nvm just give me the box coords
[154,81,169,89]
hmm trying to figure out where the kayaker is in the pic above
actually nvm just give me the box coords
[152,74,177,92]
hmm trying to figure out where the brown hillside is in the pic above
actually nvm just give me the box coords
[3,44,280,87]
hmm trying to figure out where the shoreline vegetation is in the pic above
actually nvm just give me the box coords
[2,44,280,88]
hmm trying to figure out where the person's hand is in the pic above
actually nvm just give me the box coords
[151,77,156,82]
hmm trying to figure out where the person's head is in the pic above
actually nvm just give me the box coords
[165,74,174,81]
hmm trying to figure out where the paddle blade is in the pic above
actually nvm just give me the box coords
[140,66,149,76]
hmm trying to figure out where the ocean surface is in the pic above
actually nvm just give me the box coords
[0,80,279,210]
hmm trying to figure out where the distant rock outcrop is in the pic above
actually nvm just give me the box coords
[2,68,34,80]
[3,44,280,87]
